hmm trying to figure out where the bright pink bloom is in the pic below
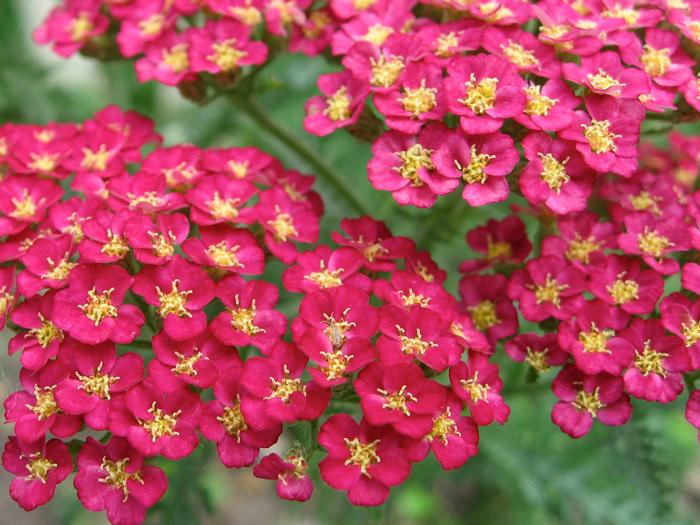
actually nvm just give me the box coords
[617,214,689,275]
[504,333,568,373]
[459,274,519,345]
[660,293,700,368]
[125,212,190,265]
[282,245,369,293]
[482,26,560,78]
[0,176,62,236]
[618,28,693,87]
[132,256,215,341]
[182,224,265,275]
[540,212,614,267]
[114,1,177,57]
[79,210,132,263]
[141,145,203,189]
[107,172,185,214]
[64,127,126,178]
[190,19,268,74]
[449,351,509,426]
[135,31,195,86]
[17,235,77,297]
[563,51,650,99]
[9,292,65,371]
[253,451,313,502]
[373,270,457,323]
[416,20,482,64]
[342,34,418,92]
[2,437,72,511]
[551,366,632,438]
[186,174,257,226]
[53,264,143,345]
[75,436,168,525]
[517,78,579,131]
[589,255,664,315]
[459,216,531,273]
[305,71,369,136]
[33,1,109,57]
[90,105,161,161]
[331,9,413,55]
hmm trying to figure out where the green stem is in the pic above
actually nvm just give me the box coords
[230,96,371,217]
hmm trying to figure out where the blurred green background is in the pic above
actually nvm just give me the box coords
[1,1,700,524]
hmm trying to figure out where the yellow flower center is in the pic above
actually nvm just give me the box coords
[525,347,550,373]
[208,39,247,71]
[487,238,512,260]
[586,69,623,91]
[637,228,672,258]
[460,371,490,402]
[501,40,539,67]
[28,385,60,420]
[172,351,203,376]
[460,74,498,114]
[99,457,142,502]
[583,119,620,154]
[266,364,306,403]
[28,153,59,173]
[578,323,614,353]
[323,86,351,122]
[10,190,39,219]
[140,402,181,442]
[24,453,57,484]
[81,144,110,172]
[455,145,494,185]
[162,44,189,73]
[101,229,130,258]
[394,143,433,186]
[629,191,661,215]
[305,262,344,288]
[378,385,416,416]
[399,80,437,116]
[538,152,570,193]
[565,235,600,264]
[42,255,77,281]
[207,191,240,220]
[229,296,264,335]
[428,407,460,445]
[149,231,175,258]
[362,24,394,46]
[540,24,570,40]
[156,279,192,318]
[70,12,94,41]
[634,340,668,377]
[396,325,437,356]
[27,316,63,348]
[370,55,404,88]
[217,396,248,442]
[607,273,639,304]
[573,387,604,416]
[319,349,354,380]
[77,363,117,399]
[530,273,568,308]
[354,0,377,8]
[267,207,297,242]
[399,289,430,307]
[79,287,118,326]
[363,242,388,262]
[323,310,355,348]
[641,45,671,77]
[0,288,14,317]
[128,191,162,209]
[468,300,499,331]
[524,83,558,116]
[435,31,459,58]
[344,437,380,476]
[206,241,242,268]
[603,4,640,24]
[227,160,249,179]
[682,319,700,347]
[139,14,165,37]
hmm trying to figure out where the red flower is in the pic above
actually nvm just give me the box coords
[253,450,313,502]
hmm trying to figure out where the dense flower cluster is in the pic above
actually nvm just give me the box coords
[299,0,700,210]
[456,133,700,439]
[1,108,507,522]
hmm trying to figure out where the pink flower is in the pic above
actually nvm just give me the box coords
[182,224,265,276]
[125,212,190,265]
[33,1,109,57]
[47,196,102,244]
[132,256,215,340]
[618,28,693,87]
[305,72,369,136]
[515,78,578,132]
[289,8,337,56]
[318,414,412,506]
[416,20,482,64]
[342,34,417,91]
[211,275,287,352]
[186,174,257,226]
[199,359,282,468]
[618,318,688,403]
[107,172,185,214]
[115,1,177,57]
[135,31,195,86]
[617,214,689,275]
[459,216,531,273]
[557,300,633,375]
[141,145,203,190]
[79,210,132,263]
[507,255,586,322]
[459,274,519,345]
[0,176,63,236]
[588,255,664,314]
[520,132,594,215]
[449,351,510,426]
[4,362,83,442]
[355,361,446,438]
[253,450,313,501]
[64,127,126,178]
[373,270,457,323]
[541,212,614,267]
[90,105,161,161]
[660,293,700,369]
[190,19,267,74]
[406,250,448,284]
[367,124,458,207]
[75,436,168,525]
[240,342,330,423]
[330,0,390,19]
[2,437,72,511]
[55,340,143,430]
[17,235,77,297]
[331,9,413,55]
[53,264,144,345]
[551,366,632,438]
[9,292,65,371]
[504,333,568,374]
[563,51,650,99]
[482,26,560,78]
[282,245,369,293]
[109,381,201,460]
[374,62,446,134]
[444,54,526,134]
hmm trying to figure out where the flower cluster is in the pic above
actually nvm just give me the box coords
[1,108,507,522]
[457,132,700,439]
[301,0,700,210]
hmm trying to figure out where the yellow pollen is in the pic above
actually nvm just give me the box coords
[101,229,129,258]
[583,119,620,154]
[149,231,176,258]
[162,44,189,73]
[460,74,498,114]
[487,238,512,259]
[140,402,181,442]
[172,351,203,376]
[323,310,355,348]
[603,4,640,25]
[634,340,668,377]
[24,453,57,484]
[10,190,39,219]
[460,371,490,402]
[667,0,689,8]
[218,397,248,442]
[689,21,700,41]
[435,32,459,58]
[81,144,110,172]
[265,364,305,403]
[208,39,246,71]
[139,14,165,37]
[99,457,142,502]
[479,1,514,20]
[573,386,604,416]
[28,385,60,420]
[538,152,570,193]
[323,86,351,122]
[302,11,331,38]
[207,191,240,221]
[377,384,416,416]
[319,349,354,380]
[586,68,623,91]
[128,191,162,209]
[26,316,63,348]
[79,288,118,326]
[206,241,242,267]
[399,289,430,307]
[637,228,672,258]
[428,407,460,445]
[267,207,297,242]
[530,273,568,308]
[162,162,198,186]
[370,55,404,88]
[524,84,558,116]
[682,319,700,347]
[62,212,86,242]
[578,323,614,353]
[34,130,55,143]
[396,325,437,356]
[362,24,394,46]
[393,143,433,186]
[363,242,388,262]
[76,363,117,399]
[629,191,661,215]
[28,153,59,173]
[0,288,13,317]
[399,80,437,116]
[641,45,671,77]
[42,255,76,281]
[70,12,94,41]
[227,160,249,179]
[540,24,570,40]
[565,235,600,264]
[455,145,495,185]
[344,437,380,476]
[305,262,344,288]
[607,273,639,304]
[156,279,192,318]
[230,5,261,24]
[354,0,377,8]
[415,261,434,283]
[468,300,499,331]
[502,40,539,67]
[229,296,264,335]
[525,347,550,373]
